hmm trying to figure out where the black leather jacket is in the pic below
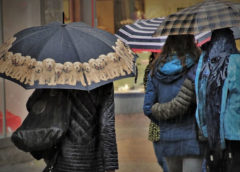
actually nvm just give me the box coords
[30,83,118,172]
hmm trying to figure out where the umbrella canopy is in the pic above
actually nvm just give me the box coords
[154,0,240,36]
[0,22,136,90]
[116,17,212,53]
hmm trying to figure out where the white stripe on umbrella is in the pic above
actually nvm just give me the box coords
[140,21,162,27]
[118,29,165,39]
[195,31,210,40]
[125,25,155,33]
[115,35,165,46]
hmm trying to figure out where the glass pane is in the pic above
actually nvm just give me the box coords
[0,78,4,138]
[5,80,33,137]
[236,40,240,51]
[114,0,145,32]
[63,0,82,24]
[114,52,150,93]
[112,0,146,93]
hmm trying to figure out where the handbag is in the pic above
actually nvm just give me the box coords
[11,89,71,152]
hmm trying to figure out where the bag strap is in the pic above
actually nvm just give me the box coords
[43,147,59,172]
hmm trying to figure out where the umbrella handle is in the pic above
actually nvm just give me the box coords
[62,12,65,24]
[91,0,94,27]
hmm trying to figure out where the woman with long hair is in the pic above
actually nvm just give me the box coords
[143,35,203,172]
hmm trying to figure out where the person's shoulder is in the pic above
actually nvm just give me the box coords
[230,53,240,58]
[229,53,240,66]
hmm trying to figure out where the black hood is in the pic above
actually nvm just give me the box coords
[206,28,239,60]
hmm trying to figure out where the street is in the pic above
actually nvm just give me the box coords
[0,113,162,172]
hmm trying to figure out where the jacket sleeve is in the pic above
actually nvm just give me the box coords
[151,78,195,120]
[143,74,157,117]
[98,83,118,171]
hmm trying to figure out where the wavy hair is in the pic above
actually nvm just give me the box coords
[151,34,201,75]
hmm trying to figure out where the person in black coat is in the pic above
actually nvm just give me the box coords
[28,83,118,172]
[195,28,240,172]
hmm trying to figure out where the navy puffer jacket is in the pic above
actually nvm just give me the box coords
[143,55,201,156]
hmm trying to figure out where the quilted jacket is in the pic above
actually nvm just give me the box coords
[151,78,196,121]
[143,55,201,156]
[30,83,118,172]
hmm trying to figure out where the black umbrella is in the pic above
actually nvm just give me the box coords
[0,22,136,90]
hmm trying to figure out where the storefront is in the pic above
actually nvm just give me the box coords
[0,0,62,165]
[0,0,42,139]
[1,0,240,142]
[0,0,240,166]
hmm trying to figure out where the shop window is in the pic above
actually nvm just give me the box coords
[63,0,148,93]
[114,0,144,33]
[63,0,81,23]
[236,40,240,50]
[96,0,115,34]
[4,81,33,137]
[0,80,24,138]
[0,78,4,138]
[0,0,41,138]
[114,52,150,93]
[113,0,146,93]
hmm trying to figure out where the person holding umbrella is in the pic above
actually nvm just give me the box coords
[116,15,211,172]
[153,1,240,171]
[143,34,203,172]
[195,28,240,172]
[0,22,136,172]
[28,83,118,172]
[143,51,170,172]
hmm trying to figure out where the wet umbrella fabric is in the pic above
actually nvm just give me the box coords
[116,17,212,52]
[0,22,136,90]
[154,0,240,36]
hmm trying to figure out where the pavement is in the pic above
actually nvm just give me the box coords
[0,113,163,172]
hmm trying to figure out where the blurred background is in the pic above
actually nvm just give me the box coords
[0,0,240,171]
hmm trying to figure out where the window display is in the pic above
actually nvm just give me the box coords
[114,52,150,93]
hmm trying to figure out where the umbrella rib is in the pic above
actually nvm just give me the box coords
[61,28,92,89]
[64,28,83,62]
[12,28,51,47]
[35,28,61,59]
[2,22,136,90]
[69,26,115,48]
[12,30,51,52]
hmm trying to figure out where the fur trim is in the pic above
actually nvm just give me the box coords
[0,38,135,86]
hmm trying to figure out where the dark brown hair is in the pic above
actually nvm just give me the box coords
[151,34,201,75]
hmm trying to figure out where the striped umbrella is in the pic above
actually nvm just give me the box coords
[154,0,240,36]
[116,17,211,53]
